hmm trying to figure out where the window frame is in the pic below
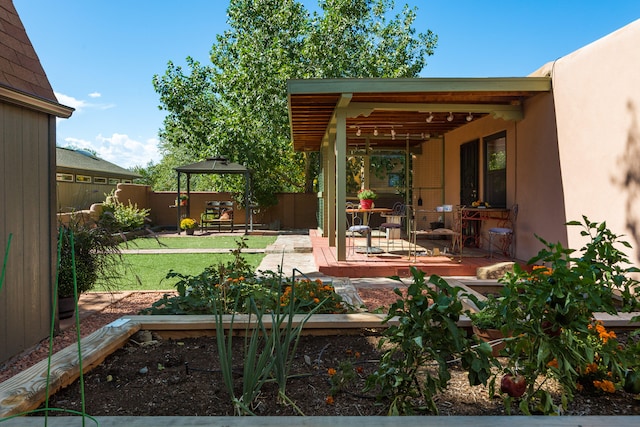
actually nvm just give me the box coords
[483,131,507,208]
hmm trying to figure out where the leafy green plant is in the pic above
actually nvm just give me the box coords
[57,214,125,297]
[494,216,640,414]
[365,267,495,415]
[140,238,347,316]
[467,294,505,330]
[357,189,377,200]
[213,268,329,415]
[101,190,150,232]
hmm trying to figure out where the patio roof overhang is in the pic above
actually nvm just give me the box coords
[287,77,552,152]
[286,77,552,261]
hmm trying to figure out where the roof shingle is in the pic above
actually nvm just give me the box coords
[0,0,57,101]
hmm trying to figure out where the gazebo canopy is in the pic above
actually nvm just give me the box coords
[175,156,250,174]
[174,156,252,234]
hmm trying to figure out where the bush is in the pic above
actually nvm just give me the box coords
[492,216,640,414]
[57,214,125,297]
[101,191,150,232]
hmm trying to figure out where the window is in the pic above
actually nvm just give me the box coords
[76,175,92,183]
[109,178,120,185]
[484,131,506,208]
[56,173,74,182]
[94,177,107,184]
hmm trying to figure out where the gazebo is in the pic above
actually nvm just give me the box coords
[174,156,252,234]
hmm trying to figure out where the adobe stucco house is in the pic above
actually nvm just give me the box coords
[288,19,640,266]
[0,0,73,362]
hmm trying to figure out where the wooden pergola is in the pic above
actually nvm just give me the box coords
[286,78,551,260]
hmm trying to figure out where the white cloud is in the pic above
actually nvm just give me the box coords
[55,92,87,112]
[62,133,161,169]
[54,91,115,112]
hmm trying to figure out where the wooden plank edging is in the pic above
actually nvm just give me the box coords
[0,319,140,418]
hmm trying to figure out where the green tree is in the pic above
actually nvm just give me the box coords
[152,0,437,207]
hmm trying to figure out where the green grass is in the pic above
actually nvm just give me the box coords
[96,235,275,291]
[95,253,266,291]
[119,235,276,250]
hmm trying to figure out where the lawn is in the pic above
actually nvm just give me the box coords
[119,235,276,250]
[96,235,275,291]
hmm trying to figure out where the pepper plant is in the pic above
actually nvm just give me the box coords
[365,267,496,415]
[495,216,640,414]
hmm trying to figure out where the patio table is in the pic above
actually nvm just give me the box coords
[345,207,393,254]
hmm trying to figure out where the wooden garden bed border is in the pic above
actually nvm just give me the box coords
[1,281,639,426]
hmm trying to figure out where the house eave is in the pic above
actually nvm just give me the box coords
[0,84,74,118]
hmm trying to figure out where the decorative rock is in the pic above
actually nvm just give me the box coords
[139,366,148,375]
[476,262,515,280]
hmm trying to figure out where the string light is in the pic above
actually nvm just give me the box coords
[426,112,434,123]
[447,112,454,122]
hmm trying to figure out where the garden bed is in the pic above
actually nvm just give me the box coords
[29,329,640,418]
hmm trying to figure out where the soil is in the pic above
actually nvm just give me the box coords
[37,332,640,417]
[2,290,640,417]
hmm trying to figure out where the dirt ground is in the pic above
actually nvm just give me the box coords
[38,332,640,417]
[2,291,639,417]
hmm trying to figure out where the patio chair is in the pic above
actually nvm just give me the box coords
[378,202,406,253]
[488,204,518,258]
[346,202,371,257]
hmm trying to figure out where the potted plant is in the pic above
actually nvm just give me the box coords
[57,214,123,319]
[176,193,188,206]
[468,295,508,356]
[180,217,198,235]
[357,189,377,209]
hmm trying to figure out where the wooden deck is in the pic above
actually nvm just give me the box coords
[310,229,518,278]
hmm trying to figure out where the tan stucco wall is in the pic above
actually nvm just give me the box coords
[551,19,640,264]
[412,19,640,264]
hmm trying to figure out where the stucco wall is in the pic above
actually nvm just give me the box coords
[551,19,640,264]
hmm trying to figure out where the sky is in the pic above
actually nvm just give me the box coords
[12,1,640,169]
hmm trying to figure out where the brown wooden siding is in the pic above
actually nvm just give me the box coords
[0,103,53,363]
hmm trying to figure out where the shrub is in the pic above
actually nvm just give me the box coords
[101,190,150,232]
[365,267,495,415]
[493,217,640,414]
[56,214,125,297]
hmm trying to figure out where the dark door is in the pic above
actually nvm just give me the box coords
[460,140,479,247]
[460,140,479,205]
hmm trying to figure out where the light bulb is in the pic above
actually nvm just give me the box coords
[373,128,378,136]
[447,112,454,122]
[356,127,361,136]
[466,113,473,122]
[426,113,434,123]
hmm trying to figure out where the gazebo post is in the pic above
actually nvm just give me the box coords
[176,170,181,235]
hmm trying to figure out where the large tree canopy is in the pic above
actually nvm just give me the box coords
[151,0,437,207]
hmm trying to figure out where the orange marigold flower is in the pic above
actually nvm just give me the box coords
[547,358,559,369]
[345,349,353,356]
[313,298,320,304]
[238,276,244,281]
[325,396,335,405]
[532,265,552,275]
[584,363,599,374]
[309,291,315,297]
[356,366,364,374]
[576,383,584,392]
[327,368,337,377]
[355,351,361,359]
[593,379,616,393]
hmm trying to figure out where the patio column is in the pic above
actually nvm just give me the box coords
[335,108,347,261]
